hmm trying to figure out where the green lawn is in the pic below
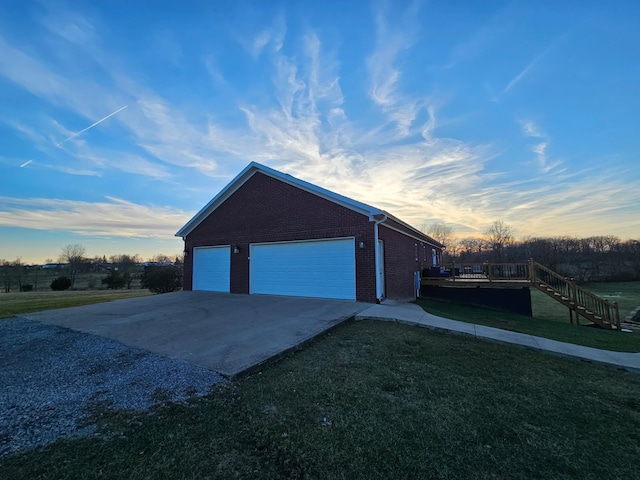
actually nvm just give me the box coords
[0,290,152,318]
[532,281,640,323]
[1,320,639,479]
[416,296,640,352]
[585,282,640,319]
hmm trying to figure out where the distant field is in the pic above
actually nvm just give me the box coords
[0,290,152,318]
[11,270,146,292]
[533,281,640,322]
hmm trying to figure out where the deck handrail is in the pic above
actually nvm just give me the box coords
[420,260,620,330]
[421,262,530,282]
[529,260,620,329]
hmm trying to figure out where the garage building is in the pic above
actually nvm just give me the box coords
[176,162,443,303]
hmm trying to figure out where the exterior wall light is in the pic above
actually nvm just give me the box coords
[359,240,366,249]
[233,246,240,254]
[183,249,189,257]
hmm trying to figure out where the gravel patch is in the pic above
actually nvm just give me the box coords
[0,317,226,459]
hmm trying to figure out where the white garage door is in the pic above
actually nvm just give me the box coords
[193,246,230,292]
[250,238,355,300]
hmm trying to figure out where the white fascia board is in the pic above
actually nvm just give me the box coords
[176,161,382,237]
[380,221,444,248]
[380,211,444,248]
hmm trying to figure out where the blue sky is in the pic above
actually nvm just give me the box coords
[1,0,639,264]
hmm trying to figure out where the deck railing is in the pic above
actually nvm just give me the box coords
[530,261,620,330]
[421,262,530,282]
[420,260,620,330]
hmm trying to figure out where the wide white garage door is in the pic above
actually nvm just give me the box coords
[250,238,355,300]
[193,246,230,292]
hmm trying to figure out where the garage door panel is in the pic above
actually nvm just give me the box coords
[250,238,355,300]
[193,246,230,292]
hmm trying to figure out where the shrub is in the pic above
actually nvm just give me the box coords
[20,284,34,292]
[140,265,182,294]
[86,275,99,290]
[51,276,72,291]
[102,270,126,290]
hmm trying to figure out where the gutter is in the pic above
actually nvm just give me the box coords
[372,213,387,302]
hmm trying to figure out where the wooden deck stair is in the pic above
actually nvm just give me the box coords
[420,260,621,330]
[530,261,620,330]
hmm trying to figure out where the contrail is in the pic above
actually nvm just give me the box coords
[20,160,33,167]
[56,105,128,147]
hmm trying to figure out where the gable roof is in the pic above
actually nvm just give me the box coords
[175,161,444,248]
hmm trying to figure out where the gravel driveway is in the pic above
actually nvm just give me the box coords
[0,318,226,459]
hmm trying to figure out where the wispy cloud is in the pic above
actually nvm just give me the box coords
[0,196,189,238]
[364,2,439,141]
[519,119,544,138]
[211,13,502,234]
[367,2,420,109]
[19,160,32,168]
[436,3,520,70]
[500,166,640,238]
[240,13,287,57]
[37,4,98,46]
[518,119,562,173]
[0,23,249,180]
[1,4,637,249]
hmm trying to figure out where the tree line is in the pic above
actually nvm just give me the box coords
[1,244,183,293]
[427,221,640,282]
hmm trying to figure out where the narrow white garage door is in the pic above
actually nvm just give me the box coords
[193,246,230,292]
[250,238,355,300]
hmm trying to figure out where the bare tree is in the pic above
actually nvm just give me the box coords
[59,243,86,287]
[109,254,140,289]
[484,220,514,263]
[0,258,30,292]
[450,232,640,281]
[151,253,172,264]
[12,257,28,291]
[1,259,11,292]
[425,223,454,260]
[425,223,453,246]
[457,238,486,262]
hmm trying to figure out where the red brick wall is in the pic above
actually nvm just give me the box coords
[379,225,440,300]
[184,172,377,302]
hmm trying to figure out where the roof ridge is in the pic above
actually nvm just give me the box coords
[176,162,443,249]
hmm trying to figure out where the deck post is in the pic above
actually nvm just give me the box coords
[528,259,535,284]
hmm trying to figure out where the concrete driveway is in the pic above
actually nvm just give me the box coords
[20,292,368,378]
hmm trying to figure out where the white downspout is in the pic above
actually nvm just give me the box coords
[373,214,387,302]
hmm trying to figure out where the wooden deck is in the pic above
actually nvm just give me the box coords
[421,262,532,288]
[421,276,532,288]
[420,261,621,330]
